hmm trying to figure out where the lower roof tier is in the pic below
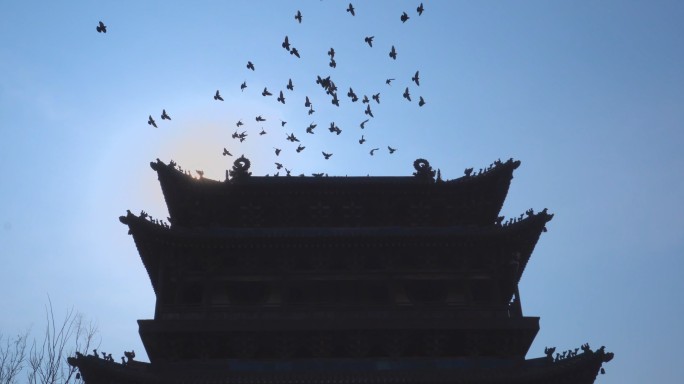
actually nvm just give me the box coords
[137,315,540,362]
[150,157,520,228]
[69,345,614,384]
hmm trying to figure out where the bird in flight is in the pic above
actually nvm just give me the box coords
[385,78,395,85]
[282,36,290,51]
[372,93,380,104]
[286,133,300,142]
[259,128,267,135]
[281,120,287,127]
[295,10,302,23]
[359,135,366,144]
[287,78,294,91]
[275,162,283,170]
[240,81,247,91]
[347,3,355,16]
[328,122,341,135]
[418,96,425,107]
[308,106,315,115]
[96,21,107,33]
[403,87,411,101]
[274,148,282,156]
[305,96,312,108]
[277,90,285,104]
[388,146,397,154]
[329,58,337,68]
[370,148,380,156]
[365,104,374,118]
[328,47,335,58]
[236,120,243,127]
[347,88,358,102]
[246,61,255,71]
[322,151,333,160]
[161,109,171,120]
[412,70,420,86]
[401,12,410,23]
[364,36,374,47]
[214,90,224,101]
[290,47,300,58]
[331,93,340,106]
[360,119,369,129]
[256,115,266,122]
[306,122,317,134]
[389,45,397,60]
[147,115,157,128]
[296,144,305,153]
[362,95,370,104]
[417,3,425,16]
[262,87,272,96]
[223,148,233,156]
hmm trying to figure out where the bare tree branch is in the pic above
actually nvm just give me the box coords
[0,330,28,384]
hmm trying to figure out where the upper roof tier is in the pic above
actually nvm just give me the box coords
[151,157,521,228]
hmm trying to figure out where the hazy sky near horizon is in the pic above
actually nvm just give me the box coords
[1,1,684,383]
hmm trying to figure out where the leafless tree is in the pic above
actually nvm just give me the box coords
[0,330,28,384]
[0,298,98,384]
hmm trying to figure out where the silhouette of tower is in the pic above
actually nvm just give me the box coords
[69,156,613,383]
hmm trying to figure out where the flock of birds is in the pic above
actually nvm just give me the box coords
[98,2,428,177]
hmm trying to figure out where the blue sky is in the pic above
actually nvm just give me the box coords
[1,1,683,382]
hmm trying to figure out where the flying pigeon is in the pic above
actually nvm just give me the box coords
[223,148,233,156]
[296,145,305,153]
[370,148,380,156]
[412,70,420,86]
[417,3,424,16]
[147,115,157,128]
[385,78,395,85]
[372,93,380,104]
[256,115,266,122]
[403,87,411,101]
[214,90,224,101]
[295,10,302,23]
[389,45,397,60]
[418,96,425,107]
[286,78,294,91]
[96,21,107,33]
[290,47,300,58]
[388,146,397,154]
[161,109,171,120]
[322,151,333,160]
[365,104,374,117]
[277,90,285,104]
[274,148,282,156]
[282,36,290,51]
[246,61,255,71]
[359,135,366,144]
[240,81,247,91]
[360,119,369,129]
[262,87,272,96]
[401,12,410,23]
[364,36,374,47]
[346,3,355,16]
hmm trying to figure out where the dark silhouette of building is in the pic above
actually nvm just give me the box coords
[69,156,613,383]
